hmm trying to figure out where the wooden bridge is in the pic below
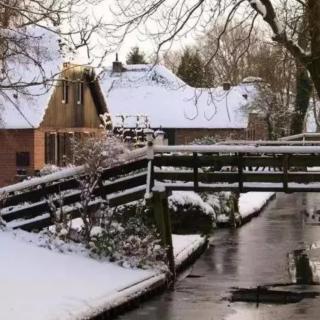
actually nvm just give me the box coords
[2,141,320,233]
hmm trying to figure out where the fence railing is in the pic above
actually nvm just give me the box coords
[2,142,320,231]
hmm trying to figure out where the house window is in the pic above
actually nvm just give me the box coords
[45,132,58,165]
[62,79,69,104]
[76,81,84,105]
[16,152,30,167]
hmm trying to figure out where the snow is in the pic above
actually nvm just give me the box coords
[239,192,274,218]
[249,0,267,18]
[173,234,206,267]
[7,213,50,229]
[152,184,166,193]
[0,26,63,129]
[100,64,257,129]
[169,191,214,216]
[242,76,264,83]
[0,147,146,195]
[153,144,320,154]
[0,165,85,194]
[213,191,274,223]
[0,229,205,320]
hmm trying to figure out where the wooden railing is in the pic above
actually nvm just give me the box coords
[151,145,320,193]
[2,143,320,231]
[1,157,148,231]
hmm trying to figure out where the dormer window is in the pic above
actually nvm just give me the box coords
[76,81,83,105]
[62,79,69,104]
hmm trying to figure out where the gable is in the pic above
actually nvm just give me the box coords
[40,64,107,129]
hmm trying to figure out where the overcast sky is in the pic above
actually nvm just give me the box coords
[71,0,197,67]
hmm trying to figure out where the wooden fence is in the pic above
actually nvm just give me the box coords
[2,143,320,232]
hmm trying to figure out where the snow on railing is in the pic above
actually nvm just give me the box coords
[153,144,320,155]
[279,133,320,141]
[0,146,149,194]
[217,140,320,145]
[0,166,85,194]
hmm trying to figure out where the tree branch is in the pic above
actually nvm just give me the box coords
[248,0,310,65]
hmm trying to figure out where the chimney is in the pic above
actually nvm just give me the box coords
[223,82,231,91]
[112,53,123,73]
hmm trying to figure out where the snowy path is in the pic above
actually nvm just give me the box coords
[0,231,205,320]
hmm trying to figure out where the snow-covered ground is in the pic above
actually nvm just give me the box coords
[0,230,205,320]
[217,192,275,223]
[239,192,275,218]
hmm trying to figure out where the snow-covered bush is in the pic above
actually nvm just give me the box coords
[89,203,167,269]
[47,193,71,240]
[72,131,127,175]
[168,189,238,232]
[214,192,241,225]
[204,191,233,215]
[72,130,127,241]
[169,191,215,217]
[192,136,217,145]
[43,128,166,268]
[168,191,216,234]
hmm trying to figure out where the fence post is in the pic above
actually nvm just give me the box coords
[238,153,244,192]
[283,154,289,193]
[193,152,199,191]
[145,128,155,198]
[152,186,176,283]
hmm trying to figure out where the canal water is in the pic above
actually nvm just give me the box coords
[119,193,320,320]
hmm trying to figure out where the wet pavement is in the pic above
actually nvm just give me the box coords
[119,193,320,320]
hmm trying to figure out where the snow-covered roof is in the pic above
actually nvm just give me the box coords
[242,76,264,84]
[100,64,257,129]
[0,26,63,129]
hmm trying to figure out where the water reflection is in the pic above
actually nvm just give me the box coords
[289,249,314,284]
[303,193,320,225]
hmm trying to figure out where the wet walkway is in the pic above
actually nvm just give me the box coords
[120,193,320,320]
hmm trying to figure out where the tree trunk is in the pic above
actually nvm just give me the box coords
[307,0,320,100]
[291,65,312,134]
[291,8,312,135]
[308,61,320,100]
[266,116,273,140]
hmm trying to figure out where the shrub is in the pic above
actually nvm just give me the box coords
[89,204,167,269]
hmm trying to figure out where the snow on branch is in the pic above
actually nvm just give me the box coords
[248,0,310,64]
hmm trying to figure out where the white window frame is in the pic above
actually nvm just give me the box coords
[62,79,69,104]
[76,81,83,105]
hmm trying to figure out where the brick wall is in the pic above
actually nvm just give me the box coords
[0,129,37,187]
[172,114,269,144]
[174,128,247,144]
[34,129,45,171]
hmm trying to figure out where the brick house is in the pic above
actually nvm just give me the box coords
[0,61,107,187]
[99,61,268,144]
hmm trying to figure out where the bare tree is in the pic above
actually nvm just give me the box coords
[110,0,320,101]
[0,0,109,125]
[245,80,292,139]
[198,22,261,86]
